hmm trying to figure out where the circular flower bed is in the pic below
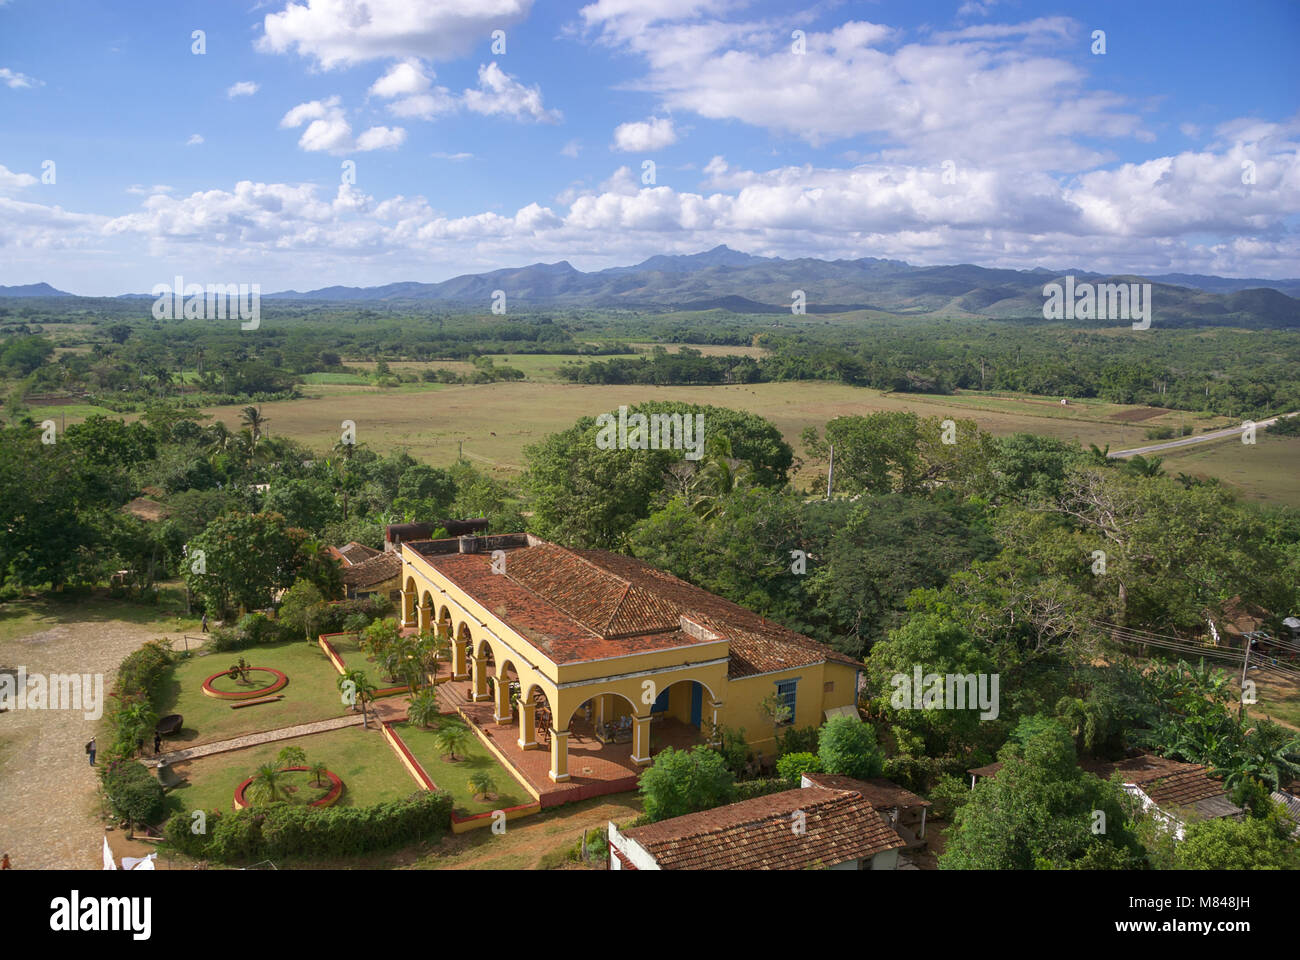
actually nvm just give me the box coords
[233,766,343,810]
[202,667,289,700]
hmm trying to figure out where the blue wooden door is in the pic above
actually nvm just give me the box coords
[652,686,670,713]
[690,682,703,727]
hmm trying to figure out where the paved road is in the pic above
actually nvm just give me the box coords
[1109,412,1297,459]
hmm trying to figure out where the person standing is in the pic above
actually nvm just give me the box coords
[153,731,162,755]
[86,737,96,766]
[201,613,209,632]
[1,852,11,870]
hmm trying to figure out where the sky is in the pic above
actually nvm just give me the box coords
[0,0,1297,295]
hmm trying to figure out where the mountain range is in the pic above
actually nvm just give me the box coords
[5,247,1299,326]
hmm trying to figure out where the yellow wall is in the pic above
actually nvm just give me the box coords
[724,661,860,753]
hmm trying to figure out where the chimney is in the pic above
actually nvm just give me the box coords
[458,535,479,554]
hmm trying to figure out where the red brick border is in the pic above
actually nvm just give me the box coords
[202,667,289,700]
[232,766,342,810]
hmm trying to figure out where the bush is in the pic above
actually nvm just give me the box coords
[776,752,822,783]
[818,716,885,780]
[639,747,735,822]
[101,761,166,832]
[732,778,796,802]
[926,773,971,820]
[115,640,175,699]
[163,790,453,863]
[776,725,819,758]
[881,754,951,793]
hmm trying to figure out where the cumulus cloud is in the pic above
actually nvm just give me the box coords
[612,116,677,152]
[0,67,41,89]
[186,134,205,146]
[0,163,38,194]
[258,0,533,68]
[579,10,1142,169]
[368,60,457,120]
[226,81,259,98]
[462,62,560,123]
[280,95,405,153]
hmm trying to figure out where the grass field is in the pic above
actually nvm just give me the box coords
[165,724,414,814]
[153,639,352,747]
[326,632,397,690]
[393,718,529,816]
[0,584,198,646]
[192,378,1299,503]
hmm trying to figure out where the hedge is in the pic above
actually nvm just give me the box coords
[163,790,453,863]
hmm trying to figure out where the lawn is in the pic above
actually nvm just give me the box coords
[153,639,353,747]
[0,583,199,646]
[393,717,529,816]
[326,632,398,690]
[164,724,417,814]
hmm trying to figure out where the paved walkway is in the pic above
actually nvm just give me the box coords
[151,713,365,765]
[1109,411,1297,458]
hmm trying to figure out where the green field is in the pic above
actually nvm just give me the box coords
[165,724,415,814]
[326,632,397,690]
[153,640,352,747]
[393,718,529,816]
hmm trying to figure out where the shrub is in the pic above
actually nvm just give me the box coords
[882,754,950,793]
[639,747,735,822]
[926,773,971,820]
[776,725,819,758]
[101,761,166,833]
[776,751,822,783]
[818,716,885,780]
[732,778,796,802]
[163,791,453,863]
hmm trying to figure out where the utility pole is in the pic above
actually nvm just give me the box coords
[826,443,834,500]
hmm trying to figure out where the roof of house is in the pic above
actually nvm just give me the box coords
[802,773,930,810]
[1270,791,1300,837]
[341,552,402,589]
[622,787,904,870]
[412,538,860,676]
[330,541,382,566]
[967,762,1004,779]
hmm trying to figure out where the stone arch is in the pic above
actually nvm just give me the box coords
[402,577,418,625]
[418,590,435,632]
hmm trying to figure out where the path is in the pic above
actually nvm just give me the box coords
[151,713,365,766]
[0,619,173,869]
[1109,412,1297,458]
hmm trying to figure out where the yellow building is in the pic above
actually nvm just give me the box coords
[399,533,861,784]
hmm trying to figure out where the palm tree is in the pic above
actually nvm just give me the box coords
[688,433,753,519]
[467,771,496,800]
[434,720,474,762]
[408,689,441,729]
[1122,454,1165,478]
[308,761,329,788]
[240,405,269,449]
[337,670,377,729]
[246,763,284,805]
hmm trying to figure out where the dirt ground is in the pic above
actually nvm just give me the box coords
[0,618,173,869]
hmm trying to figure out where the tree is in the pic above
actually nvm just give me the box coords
[1176,815,1300,870]
[467,771,497,800]
[758,692,792,747]
[102,762,166,839]
[278,578,325,641]
[308,761,330,788]
[408,689,441,729]
[337,670,376,729]
[184,512,308,617]
[434,720,474,762]
[277,746,307,769]
[817,715,885,780]
[940,724,1144,870]
[240,406,269,448]
[245,763,284,805]
[638,747,736,822]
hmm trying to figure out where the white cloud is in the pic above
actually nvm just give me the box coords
[612,116,678,152]
[0,164,38,194]
[226,81,260,98]
[186,134,205,146]
[432,151,473,160]
[280,96,407,153]
[462,62,560,123]
[258,0,534,68]
[0,67,41,89]
[125,184,174,196]
[355,125,406,151]
[561,139,582,158]
[579,12,1142,169]
[369,60,457,120]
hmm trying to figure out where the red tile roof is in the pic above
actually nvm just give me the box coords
[413,538,859,676]
[330,541,382,566]
[341,552,401,588]
[623,787,904,870]
[802,773,930,810]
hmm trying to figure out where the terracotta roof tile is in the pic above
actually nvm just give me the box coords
[341,552,401,588]
[624,787,904,870]
[802,773,930,810]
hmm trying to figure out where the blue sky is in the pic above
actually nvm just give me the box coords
[0,0,1297,294]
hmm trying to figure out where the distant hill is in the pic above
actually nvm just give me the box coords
[0,282,73,297]
[6,249,1300,326]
